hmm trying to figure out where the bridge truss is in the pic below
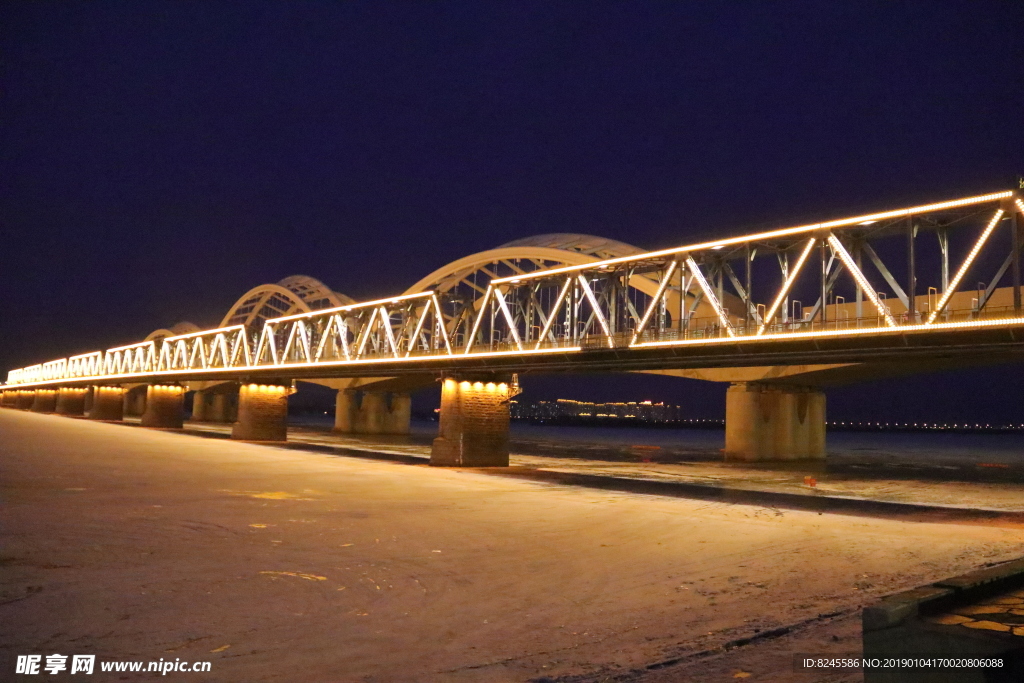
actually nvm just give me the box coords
[6,190,1024,388]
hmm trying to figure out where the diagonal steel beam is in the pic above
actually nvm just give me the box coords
[757,237,816,335]
[827,235,897,327]
[927,209,1005,323]
[631,260,678,344]
[685,257,735,337]
[861,242,909,310]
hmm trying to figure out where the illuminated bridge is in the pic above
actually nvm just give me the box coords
[4,190,1024,465]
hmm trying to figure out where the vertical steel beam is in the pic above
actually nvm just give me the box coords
[907,218,917,321]
[745,244,752,332]
[1010,200,1022,315]
[820,238,827,324]
[854,239,864,320]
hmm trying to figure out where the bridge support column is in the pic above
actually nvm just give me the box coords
[430,375,511,467]
[56,388,88,416]
[141,385,185,428]
[232,383,289,442]
[334,391,412,435]
[17,390,36,410]
[724,383,825,461]
[123,386,147,417]
[88,386,125,421]
[30,389,57,413]
[192,388,237,422]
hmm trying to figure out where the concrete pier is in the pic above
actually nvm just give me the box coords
[30,389,57,413]
[56,387,88,416]
[16,390,36,410]
[231,383,289,441]
[430,375,511,467]
[334,390,411,435]
[724,383,825,461]
[192,388,236,423]
[88,386,125,421]
[141,385,185,429]
[123,386,147,417]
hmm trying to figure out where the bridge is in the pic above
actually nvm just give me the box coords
[4,189,1023,465]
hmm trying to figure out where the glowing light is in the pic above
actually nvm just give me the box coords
[926,209,1004,323]
[756,237,816,336]
[631,260,678,345]
[266,291,434,323]
[685,257,735,337]
[463,285,493,355]
[631,315,1024,349]
[534,277,573,351]
[827,235,897,327]
[493,287,524,351]
[490,191,1013,284]
[577,275,614,347]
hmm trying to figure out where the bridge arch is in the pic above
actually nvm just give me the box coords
[144,321,201,342]
[219,275,355,329]
[404,234,648,297]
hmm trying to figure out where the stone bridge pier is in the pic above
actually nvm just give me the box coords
[88,386,125,421]
[191,384,238,423]
[232,382,292,441]
[334,390,411,435]
[56,387,88,415]
[30,389,57,413]
[123,385,148,417]
[430,374,514,467]
[724,383,826,461]
[141,384,185,428]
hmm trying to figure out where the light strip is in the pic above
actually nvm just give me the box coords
[827,235,897,327]
[405,298,434,357]
[926,209,1005,324]
[534,278,573,351]
[631,260,678,345]
[577,275,614,348]
[431,295,455,356]
[463,285,493,355]
[266,291,433,323]
[164,325,246,342]
[493,286,524,351]
[107,340,155,353]
[686,257,736,337]
[756,237,817,336]
[2,345,584,388]
[491,191,1013,285]
[631,315,1024,349]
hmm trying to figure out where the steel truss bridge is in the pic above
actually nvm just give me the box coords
[6,190,1024,389]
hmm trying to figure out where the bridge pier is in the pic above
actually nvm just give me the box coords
[431,375,512,467]
[17,390,36,410]
[56,387,88,415]
[123,386,147,417]
[231,383,290,441]
[88,386,125,421]
[141,384,185,428]
[334,390,411,435]
[192,388,236,423]
[30,389,57,413]
[724,383,826,461]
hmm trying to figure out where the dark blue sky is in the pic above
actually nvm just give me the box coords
[2,1,1023,420]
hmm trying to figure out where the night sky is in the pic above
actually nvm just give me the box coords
[2,2,1023,422]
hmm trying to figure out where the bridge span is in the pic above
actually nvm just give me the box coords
[4,189,1024,464]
